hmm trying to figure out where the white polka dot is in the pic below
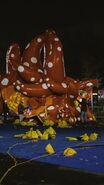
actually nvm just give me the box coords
[1,78,9,86]
[51,84,54,87]
[79,98,82,102]
[11,53,15,58]
[47,83,50,87]
[16,86,20,90]
[23,92,27,95]
[48,62,53,68]
[23,62,29,67]
[54,37,59,41]
[65,104,68,108]
[86,82,93,87]
[46,78,49,81]
[62,113,64,118]
[16,80,21,84]
[49,51,52,55]
[57,47,62,51]
[38,69,43,73]
[37,38,42,43]
[28,111,32,115]
[44,69,47,75]
[39,78,43,83]
[77,117,81,121]
[61,83,67,88]
[25,43,30,49]
[31,57,37,64]
[30,77,35,82]
[76,107,81,112]
[18,65,24,72]
[39,113,45,117]
[47,106,55,110]
[42,83,48,89]
[21,84,24,87]
[69,95,74,99]
[13,82,15,85]
[74,81,77,83]
[57,114,60,119]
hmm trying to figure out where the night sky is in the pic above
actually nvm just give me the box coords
[0,4,104,81]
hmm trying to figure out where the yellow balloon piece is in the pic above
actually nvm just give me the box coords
[45,143,55,154]
[66,137,78,141]
[41,132,48,140]
[80,133,89,141]
[89,132,98,141]
[63,148,77,156]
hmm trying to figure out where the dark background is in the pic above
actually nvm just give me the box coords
[0,3,104,86]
